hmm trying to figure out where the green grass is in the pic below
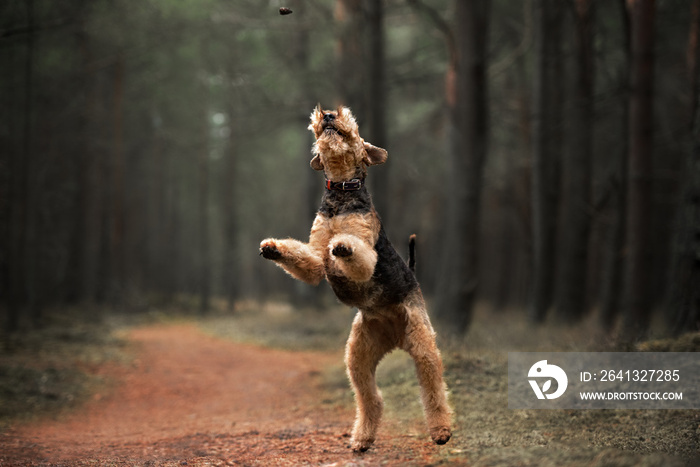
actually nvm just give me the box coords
[0,307,130,429]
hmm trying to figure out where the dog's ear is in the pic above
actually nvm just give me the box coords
[310,154,324,171]
[363,141,388,166]
[308,104,324,132]
[338,106,356,122]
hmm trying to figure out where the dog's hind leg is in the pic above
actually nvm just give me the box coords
[402,296,452,445]
[344,313,395,452]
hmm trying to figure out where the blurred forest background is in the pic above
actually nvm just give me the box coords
[1,0,699,341]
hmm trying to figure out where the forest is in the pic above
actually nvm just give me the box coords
[1,0,699,341]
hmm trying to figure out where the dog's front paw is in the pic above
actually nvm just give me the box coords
[260,239,282,260]
[430,426,452,445]
[332,242,353,258]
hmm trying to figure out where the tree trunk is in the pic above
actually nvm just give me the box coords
[622,0,655,340]
[668,116,700,335]
[600,0,631,329]
[6,0,35,331]
[529,0,562,323]
[110,52,126,301]
[223,76,239,311]
[149,112,165,296]
[96,139,112,304]
[365,0,390,221]
[439,0,490,334]
[666,0,700,335]
[336,0,365,111]
[198,89,211,315]
[24,0,44,326]
[556,0,594,322]
[689,0,700,127]
[65,19,92,304]
[163,148,182,297]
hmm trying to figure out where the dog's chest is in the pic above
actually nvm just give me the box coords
[310,212,380,258]
[309,212,418,310]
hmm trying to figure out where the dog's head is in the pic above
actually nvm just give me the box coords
[308,105,387,181]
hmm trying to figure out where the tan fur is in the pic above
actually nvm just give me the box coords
[329,233,377,282]
[260,106,451,452]
[262,211,380,285]
[308,105,387,181]
[258,238,325,285]
[342,289,453,451]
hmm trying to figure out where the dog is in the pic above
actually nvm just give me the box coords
[260,105,452,452]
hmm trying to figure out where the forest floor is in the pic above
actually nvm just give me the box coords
[0,301,699,466]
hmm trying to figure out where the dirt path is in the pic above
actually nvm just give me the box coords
[1,324,450,466]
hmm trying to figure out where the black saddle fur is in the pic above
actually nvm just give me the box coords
[319,186,418,312]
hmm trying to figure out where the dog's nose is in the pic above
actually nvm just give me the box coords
[323,113,335,122]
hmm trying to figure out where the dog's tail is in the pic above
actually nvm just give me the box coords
[408,234,416,274]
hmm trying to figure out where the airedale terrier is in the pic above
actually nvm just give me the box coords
[260,105,452,452]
